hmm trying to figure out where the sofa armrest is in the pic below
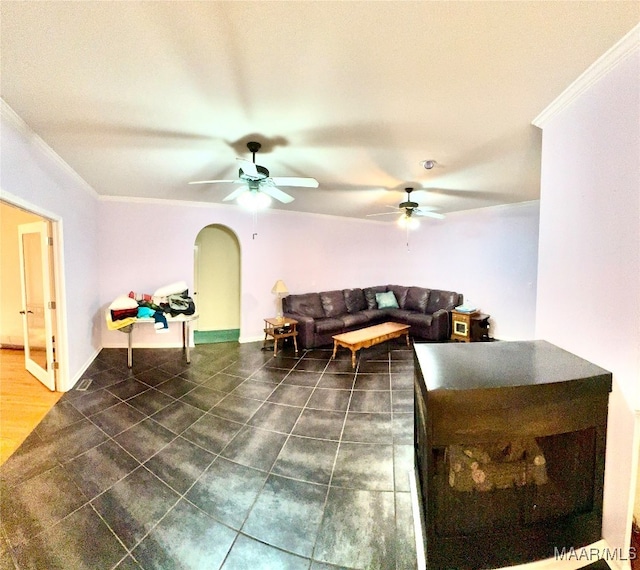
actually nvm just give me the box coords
[430,308,452,340]
[284,312,315,348]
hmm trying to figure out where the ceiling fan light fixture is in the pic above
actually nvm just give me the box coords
[237,189,272,211]
[398,213,419,230]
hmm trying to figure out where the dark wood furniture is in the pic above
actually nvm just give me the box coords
[263,317,298,357]
[413,340,612,569]
[450,310,490,342]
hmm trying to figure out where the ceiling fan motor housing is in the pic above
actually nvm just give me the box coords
[239,164,269,180]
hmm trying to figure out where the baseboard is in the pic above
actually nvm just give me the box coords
[194,329,240,344]
[68,347,101,392]
[239,334,264,344]
[579,560,614,569]
[409,467,427,570]
[101,341,193,349]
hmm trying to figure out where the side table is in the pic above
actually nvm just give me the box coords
[263,317,298,357]
[450,310,490,342]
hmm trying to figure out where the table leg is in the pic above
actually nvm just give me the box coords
[273,338,279,357]
[351,349,356,369]
[185,322,191,364]
[293,334,298,355]
[127,327,133,368]
[332,341,338,360]
[405,331,410,347]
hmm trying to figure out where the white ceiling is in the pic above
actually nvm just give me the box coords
[1,2,638,220]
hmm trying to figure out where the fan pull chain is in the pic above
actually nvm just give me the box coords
[252,209,259,239]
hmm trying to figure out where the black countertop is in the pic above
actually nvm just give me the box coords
[414,340,611,394]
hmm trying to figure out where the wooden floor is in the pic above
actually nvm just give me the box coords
[0,348,62,465]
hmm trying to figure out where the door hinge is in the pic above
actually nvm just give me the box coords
[48,237,53,246]
[48,301,56,309]
[52,361,59,370]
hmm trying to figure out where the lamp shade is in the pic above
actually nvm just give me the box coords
[271,280,289,294]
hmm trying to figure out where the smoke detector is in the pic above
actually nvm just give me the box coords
[420,160,436,170]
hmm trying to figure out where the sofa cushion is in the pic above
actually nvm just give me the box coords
[363,286,387,309]
[384,309,414,323]
[315,317,345,334]
[343,288,367,313]
[405,312,434,327]
[320,290,348,318]
[426,290,460,314]
[387,285,409,308]
[359,309,387,322]
[405,287,430,313]
[340,312,371,328]
[375,291,399,309]
[286,292,325,319]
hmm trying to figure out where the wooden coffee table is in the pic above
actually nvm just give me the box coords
[332,322,411,369]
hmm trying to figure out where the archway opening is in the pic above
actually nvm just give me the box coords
[193,224,241,344]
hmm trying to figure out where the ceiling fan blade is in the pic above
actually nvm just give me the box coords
[415,209,445,219]
[188,179,239,185]
[271,177,319,188]
[366,211,400,217]
[222,187,249,202]
[259,185,294,204]
[236,158,260,179]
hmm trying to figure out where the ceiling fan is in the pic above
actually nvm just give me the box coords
[367,188,445,227]
[189,141,319,205]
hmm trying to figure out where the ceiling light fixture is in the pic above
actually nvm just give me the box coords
[398,213,420,230]
[421,160,436,170]
[237,189,272,210]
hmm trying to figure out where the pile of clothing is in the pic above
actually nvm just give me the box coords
[107,281,196,333]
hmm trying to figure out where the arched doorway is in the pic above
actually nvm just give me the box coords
[193,224,241,343]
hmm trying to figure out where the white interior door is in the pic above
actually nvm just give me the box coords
[18,221,55,390]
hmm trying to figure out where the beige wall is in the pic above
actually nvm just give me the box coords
[0,201,43,346]
[194,224,240,331]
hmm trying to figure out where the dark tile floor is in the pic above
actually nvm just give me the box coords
[0,339,417,570]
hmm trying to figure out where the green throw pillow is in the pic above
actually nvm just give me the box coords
[375,291,399,309]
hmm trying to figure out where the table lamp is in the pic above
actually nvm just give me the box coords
[271,279,289,321]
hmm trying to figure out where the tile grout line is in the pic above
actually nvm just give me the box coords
[230,352,334,562]
[1,344,416,569]
[308,350,363,565]
[105,351,276,564]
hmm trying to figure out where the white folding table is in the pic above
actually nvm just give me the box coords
[106,311,199,368]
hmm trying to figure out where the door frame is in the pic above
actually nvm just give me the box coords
[1,194,68,391]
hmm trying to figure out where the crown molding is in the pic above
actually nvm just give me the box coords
[533,23,640,128]
[0,98,99,198]
[98,193,389,225]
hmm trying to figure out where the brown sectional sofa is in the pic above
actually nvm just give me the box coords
[282,285,463,349]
